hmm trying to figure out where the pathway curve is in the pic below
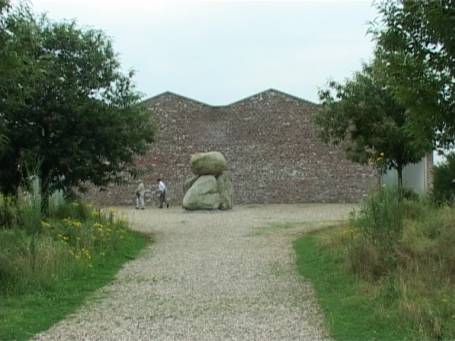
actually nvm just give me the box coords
[35,204,355,340]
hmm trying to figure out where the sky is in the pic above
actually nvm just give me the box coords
[30,0,378,105]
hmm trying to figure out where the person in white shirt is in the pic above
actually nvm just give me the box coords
[157,178,169,208]
[135,180,145,209]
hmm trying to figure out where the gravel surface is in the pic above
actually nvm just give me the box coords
[35,204,355,340]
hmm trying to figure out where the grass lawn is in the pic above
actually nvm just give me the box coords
[0,230,149,341]
[294,229,415,341]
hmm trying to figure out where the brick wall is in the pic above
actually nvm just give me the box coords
[86,89,376,206]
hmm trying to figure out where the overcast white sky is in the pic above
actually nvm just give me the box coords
[30,0,377,105]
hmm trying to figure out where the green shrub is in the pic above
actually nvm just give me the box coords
[49,199,92,221]
[401,197,429,220]
[17,198,42,235]
[432,153,455,204]
[0,192,129,296]
[0,229,72,294]
[0,201,147,340]
[350,187,404,275]
[0,195,17,229]
[352,187,404,245]
[0,178,147,338]
[398,206,455,339]
[401,187,420,201]
[332,191,455,339]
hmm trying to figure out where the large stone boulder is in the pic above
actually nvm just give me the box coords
[217,173,233,210]
[182,175,220,210]
[191,152,227,176]
[183,175,199,194]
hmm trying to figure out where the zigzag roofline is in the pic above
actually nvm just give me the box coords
[143,91,212,107]
[143,88,319,108]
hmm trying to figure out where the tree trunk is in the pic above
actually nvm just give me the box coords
[397,165,403,197]
[41,168,50,216]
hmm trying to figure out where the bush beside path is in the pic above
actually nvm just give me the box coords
[35,204,355,340]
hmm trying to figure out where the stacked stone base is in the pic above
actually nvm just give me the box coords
[182,152,233,210]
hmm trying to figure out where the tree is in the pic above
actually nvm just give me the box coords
[373,0,455,148]
[0,1,10,154]
[0,1,36,188]
[432,153,455,204]
[316,64,431,190]
[0,4,155,212]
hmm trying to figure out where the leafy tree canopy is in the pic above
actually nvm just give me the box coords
[432,152,455,204]
[0,3,155,209]
[316,64,431,188]
[373,0,455,148]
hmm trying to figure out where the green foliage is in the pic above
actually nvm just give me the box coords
[0,195,135,296]
[17,188,42,236]
[0,229,71,295]
[308,195,455,339]
[0,133,7,156]
[373,0,455,148]
[0,0,9,11]
[49,198,92,221]
[397,204,455,339]
[400,187,420,202]
[316,64,431,189]
[294,232,412,341]
[0,192,149,340]
[0,3,155,203]
[350,187,404,277]
[351,187,404,247]
[432,153,455,204]
[0,195,17,228]
[0,205,147,340]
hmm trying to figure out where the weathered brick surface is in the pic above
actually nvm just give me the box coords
[86,89,376,206]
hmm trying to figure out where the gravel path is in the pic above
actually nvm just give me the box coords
[35,204,355,340]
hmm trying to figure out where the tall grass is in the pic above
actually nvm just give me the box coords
[0,180,133,296]
[0,229,73,294]
[349,187,404,278]
[0,184,148,339]
[317,188,455,339]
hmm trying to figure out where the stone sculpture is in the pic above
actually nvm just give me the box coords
[183,151,233,210]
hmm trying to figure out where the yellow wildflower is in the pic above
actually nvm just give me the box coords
[72,220,82,228]
[41,220,51,228]
[63,218,74,227]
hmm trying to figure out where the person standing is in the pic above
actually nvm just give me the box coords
[135,180,145,209]
[157,178,169,208]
